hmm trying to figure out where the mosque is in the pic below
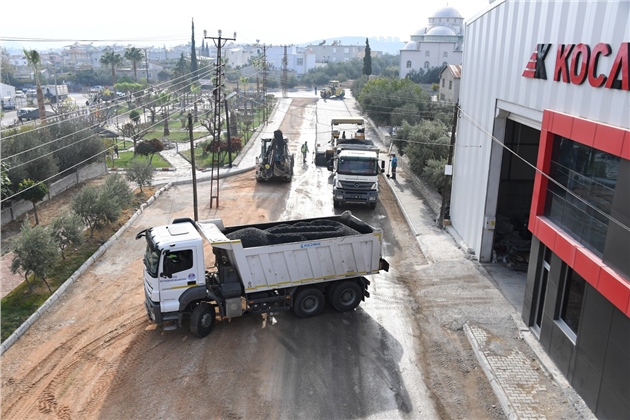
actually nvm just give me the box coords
[399,6,464,79]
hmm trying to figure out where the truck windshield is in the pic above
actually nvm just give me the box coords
[143,236,160,277]
[337,158,378,176]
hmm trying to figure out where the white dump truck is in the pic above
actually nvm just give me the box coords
[136,212,389,337]
[315,118,382,209]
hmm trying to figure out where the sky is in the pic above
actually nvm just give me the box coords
[0,0,493,52]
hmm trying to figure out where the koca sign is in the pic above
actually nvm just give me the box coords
[523,42,629,90]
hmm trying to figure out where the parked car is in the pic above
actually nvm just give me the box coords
[90,85,103,92]
[17,107,55,122]
[15,91,26,99]
[26,89,37,97]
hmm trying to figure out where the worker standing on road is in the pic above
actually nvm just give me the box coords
[301,142,309,163]
[391,154,398,180]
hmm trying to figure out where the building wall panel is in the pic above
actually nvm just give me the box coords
[452,0,630,257]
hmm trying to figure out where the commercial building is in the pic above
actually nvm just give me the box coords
[451,1,629,418]
[399,6,464,79]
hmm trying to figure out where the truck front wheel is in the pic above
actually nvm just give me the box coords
[293,288,325,318]
[190,302,216,338]
[331,281,362,312]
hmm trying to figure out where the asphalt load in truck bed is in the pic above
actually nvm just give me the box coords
[225,220,360,248]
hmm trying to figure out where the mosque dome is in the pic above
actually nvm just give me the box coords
[413,27,427,36]
[426,26,457,36]
[432,6,462,18]
[403,41,418,50]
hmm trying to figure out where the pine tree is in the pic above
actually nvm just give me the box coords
[363,38,372,77]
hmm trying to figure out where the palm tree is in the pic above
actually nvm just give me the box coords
[124,47,144,82]
[100,50,123,86]
[23,49,46,124]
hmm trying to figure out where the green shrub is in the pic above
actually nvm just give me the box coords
[423,158,448,192]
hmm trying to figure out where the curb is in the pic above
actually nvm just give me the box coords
[0,182,174,357]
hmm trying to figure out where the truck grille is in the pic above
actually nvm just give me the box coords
[340,181,372,191]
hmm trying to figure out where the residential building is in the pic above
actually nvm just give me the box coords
[438,64,461,103]
[450,1,629,418]
[306,41,365,64]
[399,6,464,79]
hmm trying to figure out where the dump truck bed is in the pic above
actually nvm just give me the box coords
[196,212,385,292]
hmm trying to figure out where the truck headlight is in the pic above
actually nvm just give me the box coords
[335,194,343,200]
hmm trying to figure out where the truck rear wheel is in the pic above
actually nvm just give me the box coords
[331,281,362,312]
[293,288,325,318]
[190,302,216,338]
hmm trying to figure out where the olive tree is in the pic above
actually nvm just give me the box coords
[11,222,58,293]
[72,183,124,238]
[18,179,48,225]
[50,212,85,259]
[126,160,154,193]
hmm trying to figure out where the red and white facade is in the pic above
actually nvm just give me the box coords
[452,1,629,417]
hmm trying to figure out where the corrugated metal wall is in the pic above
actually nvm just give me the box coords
[451,0,630,259]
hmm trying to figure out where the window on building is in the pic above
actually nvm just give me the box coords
[533,247,552,335]
[443,51,448,58]
[333,48,337,53]
[544,136,619,256]
[406,60,412,68]
[424,61,430,69]
[297,58,303,66]
[344,48,349,54]
[425,51,430,57]
[442,78,445,87]
[449,81,452,90]
[558,269,586,341]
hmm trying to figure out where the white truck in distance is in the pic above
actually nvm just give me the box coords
[318,118,381,209]
[136,212,389,337]
[42,85,69,103]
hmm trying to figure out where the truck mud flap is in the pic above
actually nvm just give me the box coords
[380,258,390,272]
[358,277,371,300]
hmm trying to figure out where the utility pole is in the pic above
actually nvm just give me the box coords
[205,29,236,208]
[438,101,459,227]
[282,45,288,98]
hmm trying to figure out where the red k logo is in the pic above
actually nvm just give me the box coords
[523,44,552,79]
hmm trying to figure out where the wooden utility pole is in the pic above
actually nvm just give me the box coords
[282,45,288,98]
[439,101,459,227]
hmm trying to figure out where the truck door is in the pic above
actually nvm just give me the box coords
[160,249,197,314]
